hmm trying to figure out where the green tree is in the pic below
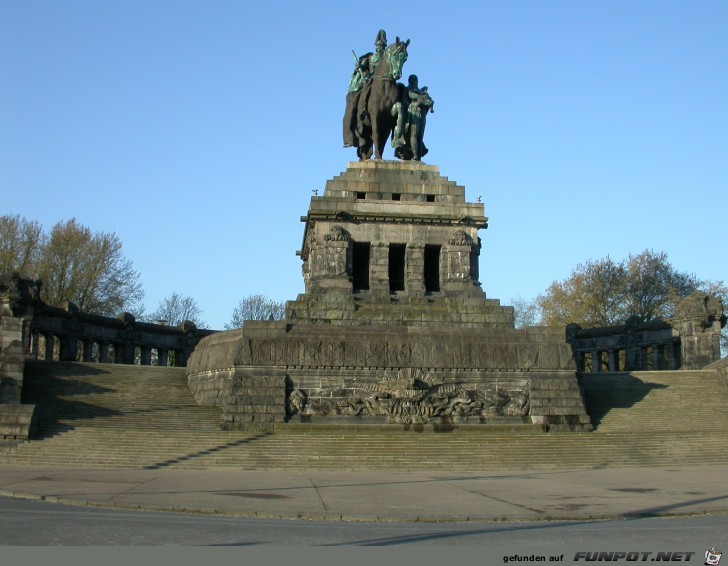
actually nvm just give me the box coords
[0,215,144,316]
[537,250,705,328]
[225,294,286,330]
[146,292,206,327]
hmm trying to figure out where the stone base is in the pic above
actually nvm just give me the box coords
[0,404,37,441]
[187,321,592,432]
[286,293,514,328]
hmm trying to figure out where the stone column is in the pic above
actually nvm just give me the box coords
[671,293,726,369]
[591,350,599,373]
[406,243,425,296]
[82,340,94,362]
[607,349,617,372]
[442,230,478,296]
[30,330,40,360]
[60,334,78,362]
[0,297,24,403]
[44,334,55,361]
[174,349,186,367]
[118,343,135,364]
[158,348,169,367]
[140,346,152,366]
[369,241,389,297]
[97,342,109,363]
[309,226,352,293]
[666,342,678,370]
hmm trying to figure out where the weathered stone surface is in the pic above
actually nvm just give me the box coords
[187,162,591,431]
[0,404,37,440]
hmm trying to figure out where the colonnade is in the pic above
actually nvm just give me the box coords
[24,328,188,366]
[573,340,681,373]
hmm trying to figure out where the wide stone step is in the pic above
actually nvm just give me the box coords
[3,361,726,472]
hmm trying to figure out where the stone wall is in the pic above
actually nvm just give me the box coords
[187,161,592,432]
[187,321,592,431]
[0,279,37,441]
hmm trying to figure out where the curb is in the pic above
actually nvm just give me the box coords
[2,488,727,524]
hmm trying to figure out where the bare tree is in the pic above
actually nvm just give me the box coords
[0,215,144,316]
[225,294,286,330]
[147,292,206,327]
[0,214,44,276]
[38,219,144,316]
[510,295,540,328]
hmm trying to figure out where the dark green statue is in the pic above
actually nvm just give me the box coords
[343,30,387,152]
[343,30,434,162]
[393,74,434,161]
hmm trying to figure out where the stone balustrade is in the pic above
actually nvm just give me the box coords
[1,273,216,369]
[24,303,215,366]
[566,293,725,372]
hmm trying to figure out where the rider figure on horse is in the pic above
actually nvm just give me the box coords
[343,30,387,149]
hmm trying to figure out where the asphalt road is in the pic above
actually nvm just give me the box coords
[1,496,726,547]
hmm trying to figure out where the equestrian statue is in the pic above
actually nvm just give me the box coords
[343,30,434,161]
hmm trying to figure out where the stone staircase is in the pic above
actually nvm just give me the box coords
[1,361,727,471]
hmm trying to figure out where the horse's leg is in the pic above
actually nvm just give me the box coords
[391,102,405,148]
[371,113,381,159]
[357,142,373,161]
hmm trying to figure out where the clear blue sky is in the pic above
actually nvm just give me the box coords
[2,0,726,329]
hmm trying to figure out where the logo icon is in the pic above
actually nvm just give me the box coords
[706,548,722,566]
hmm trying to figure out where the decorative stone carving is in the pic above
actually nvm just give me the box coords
[288,389,307,416]
[446,248,472,282]
[449,230,472,246]
[323,225,350,242]
[673,292,726,330]
[287,367,530,424]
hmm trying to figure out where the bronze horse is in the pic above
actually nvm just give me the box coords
[356,37,409,160]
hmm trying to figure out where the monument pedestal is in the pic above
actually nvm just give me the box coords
[187,162,592,432]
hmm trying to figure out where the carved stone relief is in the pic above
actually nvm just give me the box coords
[287,368,530,424]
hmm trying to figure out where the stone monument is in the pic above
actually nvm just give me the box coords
[186,32,592,432]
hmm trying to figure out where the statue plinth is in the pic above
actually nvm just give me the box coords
[187,163,592,432]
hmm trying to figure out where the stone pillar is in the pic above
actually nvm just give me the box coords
[158,348,169,367]
[60,334,78,362]
[83,340,94,362]
[309,226,352,293]
[590,350,599,373]
[117,343,135,364]
[98,342,110,363]
[369,241,389,297]
[178,349,189,367]
[44,334,55,361]
[406,243,425,296]
[667,342,679,370]
[607,349,617,372]
[30,330,40,360]
[652,345,661,370]
[0,297,24,403]
[22,318,32,356]
[217,367,287,431]
[442,230,479,296]
[140,346,152,366]
[671,292,726,369]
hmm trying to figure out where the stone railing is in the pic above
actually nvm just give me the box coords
[566,292,726,372]
[1,275,217,367]
[25,302,215,367]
